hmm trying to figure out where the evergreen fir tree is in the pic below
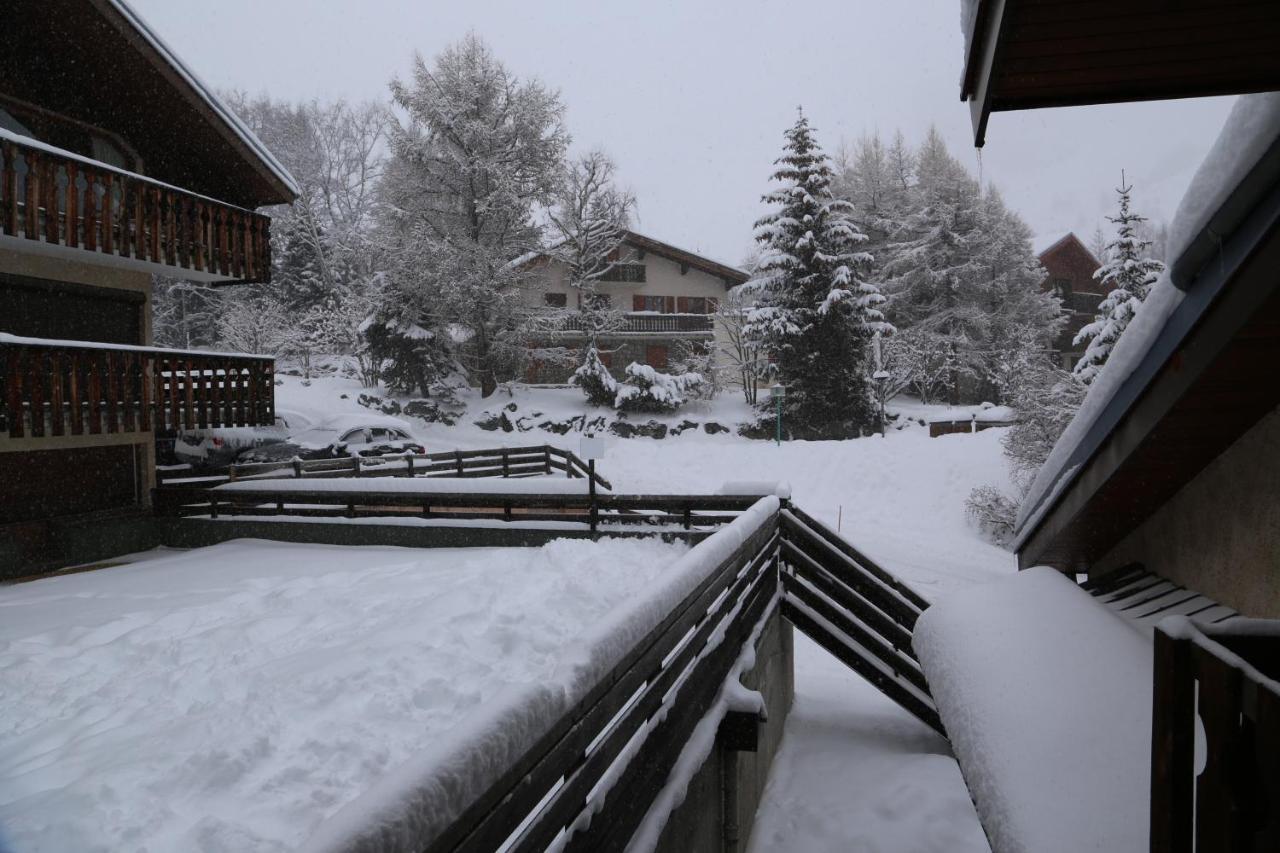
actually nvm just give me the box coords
[744,110,888,439]
[1073,177,1166,384]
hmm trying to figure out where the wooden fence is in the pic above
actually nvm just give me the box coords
[159,444,612,490]
[1,335,275,440]
[1,133,272,283]
[1150,619,1280,851]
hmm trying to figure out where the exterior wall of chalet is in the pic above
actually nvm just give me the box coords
[524,245,736,383]
[1037,234,1103,370]
[0,253,157,531]
[1093,403,1280,618]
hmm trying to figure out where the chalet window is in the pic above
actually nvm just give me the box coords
[600,263,647,283]
[685,297,711,314]
[634,295,667,313]
[1052,278,1072,299]
[544,292,567,308]
[646,344,669,369]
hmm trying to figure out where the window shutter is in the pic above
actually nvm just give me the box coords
[665,296,675,314]
[677,296,689,313]
[633,294,645,311]
[706,298,718,314]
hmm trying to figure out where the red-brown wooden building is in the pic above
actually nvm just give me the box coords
[0,0,297,577]
[1037,232,1104,369]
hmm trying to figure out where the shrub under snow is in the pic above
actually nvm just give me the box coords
[570,346,619,406]
[614,362,704,413]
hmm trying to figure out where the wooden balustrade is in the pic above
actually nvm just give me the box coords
[1150,619,1280,851]
[0,134,272,284]
[558,312,715,334]
[1,337,275,440]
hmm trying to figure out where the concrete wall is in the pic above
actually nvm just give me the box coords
[1094,403,1280,617]
[652,608,795,853]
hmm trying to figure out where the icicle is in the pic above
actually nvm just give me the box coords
[975,147,983,188]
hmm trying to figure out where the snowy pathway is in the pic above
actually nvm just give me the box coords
[747,633,990,853]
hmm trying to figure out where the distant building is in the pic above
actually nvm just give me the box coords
[517,230,749,383]
[1037,233,1104,370]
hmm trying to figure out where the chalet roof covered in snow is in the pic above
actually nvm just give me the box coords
[1014,93,1280,570]
[959,0,1280,146]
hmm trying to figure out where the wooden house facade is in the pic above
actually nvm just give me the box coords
[0,0,296,577]
[1037,232,1104,370]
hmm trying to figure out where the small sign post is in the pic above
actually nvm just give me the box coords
[771,383,786,446]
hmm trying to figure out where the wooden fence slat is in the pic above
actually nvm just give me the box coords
[139,353,153,432]
[101,173,115,255]
[27,350,45,438]
[1,141,17,236]
[67,351,83,435]
[103,350,119,433]
[65,162,79,248]
[87,352,102,435]
[48,351,64,436]
[24,149,40,238]
[44,156,60,244]
[120,351,137,433]
[83,170,98,252]
[6,346,26,438]
[183,358,195,431]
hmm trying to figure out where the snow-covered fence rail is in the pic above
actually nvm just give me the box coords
[0,131,272,283]
[165,444,612,489]
[302,497,783,853]
[1,333,275,439]
[1150,617,1280,851]
[152,482,760,531]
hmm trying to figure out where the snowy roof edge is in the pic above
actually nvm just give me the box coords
[1013,93,1280,550]
[106,0,300,200]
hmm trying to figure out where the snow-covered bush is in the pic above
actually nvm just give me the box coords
[614,363,704,413]
[570,346,618,406]
[670,340,723,400]
[965,485,1019,546]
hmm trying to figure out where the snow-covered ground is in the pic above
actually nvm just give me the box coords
[748,634,990,853]
[3,374,1014,851]
[0,537,688,852]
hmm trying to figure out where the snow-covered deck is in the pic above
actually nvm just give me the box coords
[913,567,1155,853]
[0,536,690,851]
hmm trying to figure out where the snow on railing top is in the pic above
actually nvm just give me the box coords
[0,332,273,361]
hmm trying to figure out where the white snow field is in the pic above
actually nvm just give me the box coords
[0,536,690,852]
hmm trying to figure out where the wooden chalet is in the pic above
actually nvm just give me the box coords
[0,0,297,578]
[1038,232,1104,369]
[952,3,1280,850]
[518,230,749,382]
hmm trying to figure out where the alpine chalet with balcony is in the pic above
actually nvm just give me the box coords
[0,0,297,577]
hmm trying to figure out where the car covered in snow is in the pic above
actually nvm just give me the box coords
[235,414,424,464]
[166,409,311,470]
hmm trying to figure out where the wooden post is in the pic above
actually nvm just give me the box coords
[352,455,362,477]
[1149,626,1195,853]
[48,351,64,436]
[589,459,598,534]
[544,444,552,475]
[406,455,415,477]
[293,458,303,478]
[455,449,464,476]
[502,448,509,478]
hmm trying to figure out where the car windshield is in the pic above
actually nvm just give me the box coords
[287,428,341,450]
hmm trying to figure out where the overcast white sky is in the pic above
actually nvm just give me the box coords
[131,0,1236,266]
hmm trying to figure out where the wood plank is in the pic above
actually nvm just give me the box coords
[24,149,40,238]
[103,350,119,434]
[48,351,64,436]
[1,141,17,236]
[65,162,79,248]
[101,173,114,255]
[87,352,102,435]
[121,351,137,433]
[134,182,147,261]
[6,345,26,438]
[67,351,83,435]
[27,350,45,438]
[1148,628,1195,853]
[139,353,153,432]
[83,170,97,252]
[43,155,59,244]
[183,358,195,431]
[1194,648,1245,850]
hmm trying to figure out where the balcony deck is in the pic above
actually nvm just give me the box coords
[1,333,275,445]
[0,130,271,284]
[556,312,716,335]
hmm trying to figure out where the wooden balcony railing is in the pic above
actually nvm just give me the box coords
[1151,617,1280,851]
[1,334,275,441]
[0,132,272,284]
[557,312,715,335]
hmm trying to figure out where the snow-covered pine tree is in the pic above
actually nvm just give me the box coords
[1073,177,1166,384]
[744,109,888,439]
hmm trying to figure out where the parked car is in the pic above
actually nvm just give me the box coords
[167,410,310,471]
[236,414,424,465]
